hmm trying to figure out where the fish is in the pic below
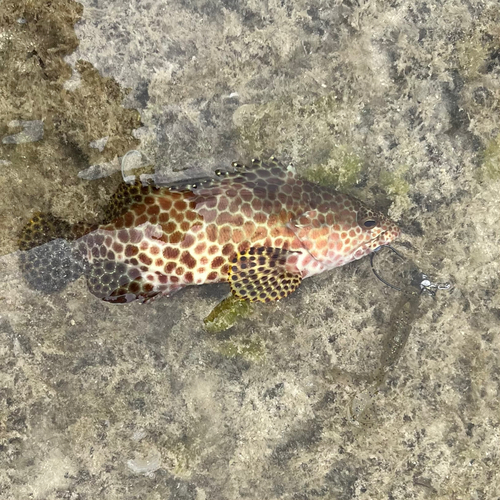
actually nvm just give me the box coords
[18,158,400,304]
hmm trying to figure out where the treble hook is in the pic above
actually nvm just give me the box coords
[370,245,452,296]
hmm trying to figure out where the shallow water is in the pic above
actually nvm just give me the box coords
[1,1,500,499]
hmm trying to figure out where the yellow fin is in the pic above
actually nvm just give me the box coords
[228,246,302,303]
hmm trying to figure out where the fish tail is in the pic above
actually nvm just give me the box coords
[18,212,94,293]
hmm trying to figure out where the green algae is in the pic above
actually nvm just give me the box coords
[203,294,255,333]
[303,146,363,190]
[380,166,410,198]
[234,92,340,157]
[204,296,265,359]
[0,0,141,254]
[480,134,500,180]
[456,34,492,81]
[217,337,265,361]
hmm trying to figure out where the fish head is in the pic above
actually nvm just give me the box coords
[289,194,401,269]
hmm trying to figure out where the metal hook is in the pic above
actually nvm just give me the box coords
[370,245,405,291]
[370,246,452,295]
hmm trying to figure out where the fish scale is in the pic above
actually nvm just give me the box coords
[18,158,400,303]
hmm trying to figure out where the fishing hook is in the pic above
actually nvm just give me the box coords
[370,245,452,296]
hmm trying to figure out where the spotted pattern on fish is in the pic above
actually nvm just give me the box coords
[18,158,400,303]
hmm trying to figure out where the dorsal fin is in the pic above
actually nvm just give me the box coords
[163,157,293,193]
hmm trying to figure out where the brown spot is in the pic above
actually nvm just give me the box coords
[180,234,196,249]
[107,250,114,260]
[113,242,124,253]
[165,262,176,273]
[232,229,244,244]
[211,256,224,268]
[200,256,209,265]
[159,198,172,211]
[155,258,164,267]
[240,188,252,202]
[217,212,243,226]
[158,275,168,284]
[133,204,146,216]
[180,221,190,232]
[180,251,197,269]
[208,245,219,255]
[229,196,241,214]
[222,243,235,256]
[144,196,155,205]
[159,212,170,223]
[194,242,206,254]
[175,266,185,276]
[143,283,154,293]
[104,235,113,247]
[163,247,180,259]
[268,214,278,226]
[254,212,266,224]
[174,200,187,211]
[218,225,232,245]
[147,205,160,216]
[163,221,176,234]
[218,196,229,211]
[198,267,205,274]
[204,197,217,209]
[184,272,194,283]
[99,246,107,257]
[124,212,135,227]
[241,203,252,218]
[95,234,105,246]
[207,271,218,281]
[139,253,153,266]
[114,218,124,229]
[252,198,262,211]
[238,241,250,253]
[129,282,141,293]
[150,245,160,255]
[252,226,267,241]
[206,224,218,242]
[274,238,283,247]
[270,227,281,238]
[316,238,327,250]
[221,264,229,275]
[136,214,148,226]
[243,221,256,238]
[170,275,179,283]
[186,210,197,222]
[130,258,139,266]
[170,231,182,244]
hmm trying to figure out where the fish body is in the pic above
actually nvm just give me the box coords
[19,159,400,303]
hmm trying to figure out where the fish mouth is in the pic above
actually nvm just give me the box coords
[367,226,401,252]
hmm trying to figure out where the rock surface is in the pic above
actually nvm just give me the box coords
[1,0,500,499]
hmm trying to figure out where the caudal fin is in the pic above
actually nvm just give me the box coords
[18,213,93,293]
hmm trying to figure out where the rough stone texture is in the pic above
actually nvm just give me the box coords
[1,0,500,499]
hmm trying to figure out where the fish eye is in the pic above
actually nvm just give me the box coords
[362,218,377,228]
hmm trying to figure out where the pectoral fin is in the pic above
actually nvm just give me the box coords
[228,246,302,303]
